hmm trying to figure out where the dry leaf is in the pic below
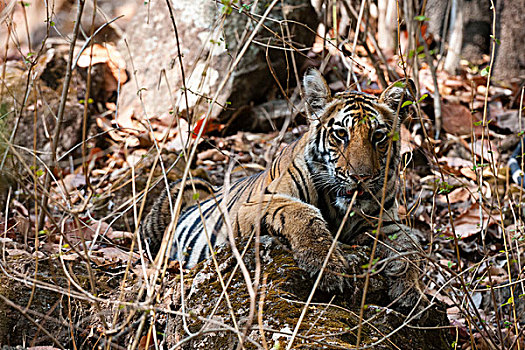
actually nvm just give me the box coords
[447,202,501,238]
[446,187,473,204]
[460,167,477,181]
[470,139,499,163]
[441,103,483,136]
[400,124,415,155]
[77,43,127,84]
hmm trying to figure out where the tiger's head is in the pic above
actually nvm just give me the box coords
[303,69,415,209]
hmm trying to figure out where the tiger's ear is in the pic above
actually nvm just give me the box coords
[379,79,416,121]
[303,68,331,119]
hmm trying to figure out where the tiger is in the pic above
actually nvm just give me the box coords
[141,69,423,300]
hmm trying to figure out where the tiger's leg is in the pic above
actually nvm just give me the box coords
[371,224,428,314]
[140,178,214,258]
[237,194,349,292]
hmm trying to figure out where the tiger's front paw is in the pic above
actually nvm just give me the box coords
[295,245,349,293]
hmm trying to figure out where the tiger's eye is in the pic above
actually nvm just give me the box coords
[373,129,387,144]
[334,129,347,139]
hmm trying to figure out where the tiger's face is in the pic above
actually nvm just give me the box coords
[303,69,415,209]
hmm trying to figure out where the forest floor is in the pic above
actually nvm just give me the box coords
[1,1,524,349]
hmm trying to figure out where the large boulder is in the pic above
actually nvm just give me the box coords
[118,0,318,126]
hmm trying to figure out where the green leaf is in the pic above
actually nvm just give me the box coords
[414,15,429,22]
[192,192,200,200]
[490,35,501,45]
[501,296,514,307]
[390,131,400,141]
[393,81,406,88]
[388,233,399,240]
[418,93,429,102]
[401,100,413,108]
[480,66,490,77]
[239,3,252,12]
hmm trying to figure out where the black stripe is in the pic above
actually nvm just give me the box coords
[264,187,275,195]
[185,195,237,261]
[292,161,310,203]
[214,193,239,234]
[315,127,322,148]
[307,216,317,228]
[177,205,196,223]
[361,104,380,115]
[279,212,286,227]
[290,138,299,152]
[270,158,277,179]
[186,229,203,259]
[271,204,288,223]
[180,202,217,249]
[197,243,208,262]
[183,181,214,194]
[277,153,283,173]
[246,180,257,201]
[287,168,305,202]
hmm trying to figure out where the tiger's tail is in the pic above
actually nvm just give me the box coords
[140,178,215,258]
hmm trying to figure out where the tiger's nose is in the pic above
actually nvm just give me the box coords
[349,174,373,182]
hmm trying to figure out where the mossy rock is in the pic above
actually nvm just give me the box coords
[163,236,452,349]
[0,251,116,346]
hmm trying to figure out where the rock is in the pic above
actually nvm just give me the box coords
[163,236,452,349]
[118,0,318,125]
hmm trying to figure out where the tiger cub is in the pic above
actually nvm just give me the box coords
[141,69,421,295]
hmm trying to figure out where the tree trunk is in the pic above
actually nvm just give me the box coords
[493,0,525,82]
[377,0,397,55]
[444,0,463,74]
[427,0,523,82]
